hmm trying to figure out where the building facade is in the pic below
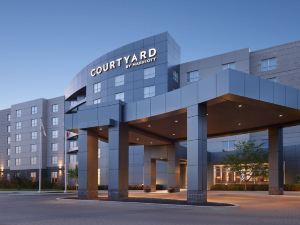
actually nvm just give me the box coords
[1,33,300,203]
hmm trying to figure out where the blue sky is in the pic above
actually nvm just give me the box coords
[0,0,300,109]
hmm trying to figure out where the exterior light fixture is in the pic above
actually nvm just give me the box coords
[147,124,151,128]
[99,127,102,131]
[279,114,283,117]
[172,133,176,136]
[206,113,208,116]
[174,120,179,123]
[238,122,241,126]
[238,104,243,108]
[136,137,140,141]
[150,141,153,144]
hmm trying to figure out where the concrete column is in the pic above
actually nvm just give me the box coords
[143,146,157,192]
[268,127,284,195]
[108,122,129,200]
[187,103,208,204]
[167,145,180,192]
[207,164,214,190]
[78,129,98,199]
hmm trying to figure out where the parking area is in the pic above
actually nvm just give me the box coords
[0,191,299,225]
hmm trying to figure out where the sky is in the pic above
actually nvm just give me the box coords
[0,0,300,109]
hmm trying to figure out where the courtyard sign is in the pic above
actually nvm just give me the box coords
[90,48,157,77]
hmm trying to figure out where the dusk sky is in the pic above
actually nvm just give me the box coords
[1,0,300,109]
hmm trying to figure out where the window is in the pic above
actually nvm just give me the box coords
[7,114,11,121]
[15,158,21,166]
[115,92,124,102]
[144,67,155,79]
[30,172,36,182]
[173,71,179,83]
[52,130,58,139]
[222,62,236,70]
[51,171,58,183]
[52,143,58,152]
[70,155,77,164]
[187,71,200,82]
[16,134,21,142]
[93,98,101,105]
[31,157,37,165]
[31,106,37,114]
[52,156,58,165]
[31,132,38,140]
[115,75,124,86]
[144,86,156,98]
[52,104,59,113]
[7,148,10,156]
[7,125,11,133]
[52,117,59,126]
[16,122,22,130]
[7,137,11,144]
[70,141,77,150]
[31,144,37,152]
[222,140,236,151]
[31,119,37,127]
[7,160,10,167]
[16,109,21,117]
[70,100,77,107]
[15,146,21,154]
[94,82,101,93]
[261,58,277,71]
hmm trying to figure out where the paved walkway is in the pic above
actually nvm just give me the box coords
[0,190,299,225]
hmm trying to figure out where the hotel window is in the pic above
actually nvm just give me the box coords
[187,70,200,82]
[7,114,11,121]
[31,131,38,140]
[30,172,36,182]
[173,71,179,83]
[115,92,124,102]
[31,106,37,114]
[70,141,77,150]
[93,98,101,105]
[52,156,58,165]
[16,122,22,130]
[7,137,11,144]
[144,67,155,79]
[52,117,59,126]
[222,140,236,151]
[52,104,59,113]
[115,75,124,86]
[31,144,37,152]
[260,58,277,71]
[16,134,21,142]
[70,154,77,164]
[16,109,22,118]
[15,158,21,166]
[31,119,37,127]
[31,157,37,165]
[52,130,58,139]
[222,62,236,70]
[7,160,10,167]
[52,143,58,152]
[94,82,101,93]
[7,125,11,133]
[144,86,156,98]
[51,171,58,183]
[15,146,21,154]
[7,148,10,156]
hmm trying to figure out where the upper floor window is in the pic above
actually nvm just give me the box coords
[93,98,101,105]
[222,62,236,70]
[52,104,59,113]
[70,154,77,164]
[16,134,21,142]
[15,146,21,154]
[222,140,236,152]
[15,158,21,166]
[52,130,58,139]
[115,92,124,102]
[16,109,22,118]
[144,86,156,98]
[31,131,38,140]
[7,114,11,121]
[31,119,37,127]
[7,137,11,144]
[31,157,37,165]
[7,159,10,167]
[260,58,277,72]
[94,82,101,93]
[173,71,179,83]
[31,106,37,114]
[70,141,78,150]
[52,117,59,126]
[16,122,22,130]
[31,144,37,152]
[187,70,200,82]
[115,75,124,86]
[52,156,58,165]
[7,125,11,133]
[52,143,58,151]
[7,148,11,156]
[144,67,155,79]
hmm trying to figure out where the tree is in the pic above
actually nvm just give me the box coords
[68,165,78,190]
[223,141,268,190]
